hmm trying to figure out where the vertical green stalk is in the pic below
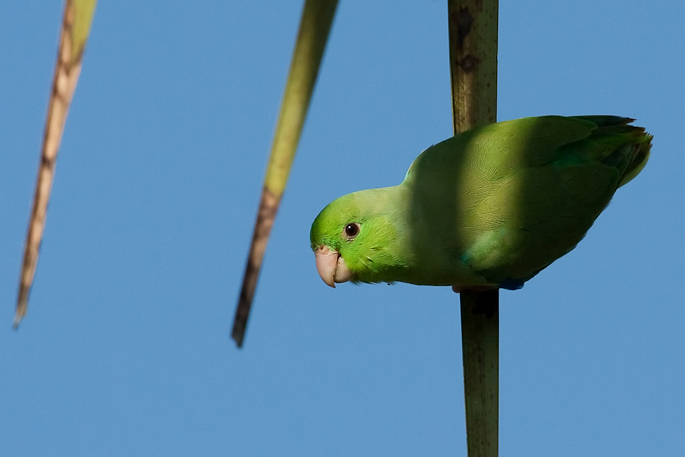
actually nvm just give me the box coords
[459,289,499,456]
[231,0,339,347]
[447,0,498,132]
[447,0,499,455]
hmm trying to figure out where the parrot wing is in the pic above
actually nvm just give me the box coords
[403,116,651,288]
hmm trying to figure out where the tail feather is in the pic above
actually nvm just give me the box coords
[574,115,634,130]
[618,135,652,186]
[572,115,652,187]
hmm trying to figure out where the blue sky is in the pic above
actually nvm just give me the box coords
[1,1,684,456]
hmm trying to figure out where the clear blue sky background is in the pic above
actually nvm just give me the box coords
[1,1,683,456]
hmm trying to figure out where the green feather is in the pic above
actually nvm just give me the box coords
[310,116,652,289]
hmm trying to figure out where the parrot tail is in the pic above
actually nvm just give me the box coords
[573,115,653,187]
[617,133,652,187]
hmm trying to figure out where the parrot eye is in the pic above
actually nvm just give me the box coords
[343,223,361,240]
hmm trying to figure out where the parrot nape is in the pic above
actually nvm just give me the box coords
[310,115,651,291]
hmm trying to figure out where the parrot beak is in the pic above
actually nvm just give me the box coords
[315,245,353,288]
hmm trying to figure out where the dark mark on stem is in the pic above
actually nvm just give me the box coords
[455,7,473,50]
[469,289,499,319]
[459,54,479,73]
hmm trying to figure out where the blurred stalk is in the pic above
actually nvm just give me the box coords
[15,0,97,328]
[231,0,339,347]
[447,0,499,455]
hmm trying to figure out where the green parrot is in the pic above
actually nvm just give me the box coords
[310,115,651,291]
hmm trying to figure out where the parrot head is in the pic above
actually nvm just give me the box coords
[309,187,410,287]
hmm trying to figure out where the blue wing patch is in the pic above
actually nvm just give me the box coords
[498,278,525,290]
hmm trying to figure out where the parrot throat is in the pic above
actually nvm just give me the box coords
[339,190,413,284]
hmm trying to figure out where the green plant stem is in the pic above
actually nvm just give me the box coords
[459,289,499,457]
[447,0,499,455]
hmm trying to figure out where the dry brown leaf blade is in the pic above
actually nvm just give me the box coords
[15,0,97,328]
